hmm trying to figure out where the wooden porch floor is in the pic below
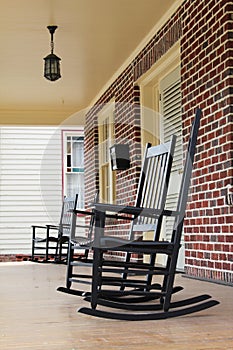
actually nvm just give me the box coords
[0,262,232,350]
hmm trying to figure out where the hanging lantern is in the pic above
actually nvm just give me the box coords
[43,26,61,82]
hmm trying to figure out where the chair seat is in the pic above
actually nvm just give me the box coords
[98,236,173,253]
[34,236,59,243]
[59,236,69,244]
[71,236,93,247]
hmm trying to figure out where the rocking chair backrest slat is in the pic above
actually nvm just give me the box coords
[131,135,176,237]
[59,194,78,237]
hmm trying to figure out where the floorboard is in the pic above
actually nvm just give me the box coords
[0,262,232,350]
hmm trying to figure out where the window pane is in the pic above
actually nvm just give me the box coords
[72,140,84,168]
[67,141,71,154]
[66,173,85,208]
[67,155,71,168]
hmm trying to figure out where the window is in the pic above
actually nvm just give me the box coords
[98,103,116,203]
[139,42,180,148]
[63,132,84,208]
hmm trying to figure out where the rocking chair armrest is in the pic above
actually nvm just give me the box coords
[72,207,133,221]
[71,209,95,217]
[31,224,47,239]
[46,224,59,230]
[74,224,94,232]
[92,203,161,219]
[92,203,180,219]
[162,209,180,217]
[31,225,47,229]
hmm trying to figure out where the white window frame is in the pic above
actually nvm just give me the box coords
[62,129,85,209]
[98,102,116,203]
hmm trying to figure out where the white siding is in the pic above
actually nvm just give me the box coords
[0,127,63,254]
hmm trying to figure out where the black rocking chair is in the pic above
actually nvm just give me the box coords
[57,192,99,295]
[32,194,78,263]
[79,108,219,320]
[58,135,177,297]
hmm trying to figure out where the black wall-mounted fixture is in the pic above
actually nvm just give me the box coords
[110,144,130,171]
[44,25,61,82]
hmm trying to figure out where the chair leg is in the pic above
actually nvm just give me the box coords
[162,252,179,312]
[66,242,74,289]
[91,248,103,310]
[162,273,177,312]
[55,237,60,262]
[146,253,157,290]
[59,239,63,262]
[32,227,35,260]
[146,217,164,288]
[120,252,131,290]
[45,226,50,261]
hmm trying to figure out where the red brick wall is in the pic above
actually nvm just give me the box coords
[84,110,99,204]
[84,6,183,241]
[181,0,233,283]
[84,67,143,208]
[84,0,233,283]
[0,254,31,262]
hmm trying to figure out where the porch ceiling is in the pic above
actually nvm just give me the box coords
[0,0,181,125]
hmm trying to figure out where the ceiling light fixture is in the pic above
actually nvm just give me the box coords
[43,25,61,82]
